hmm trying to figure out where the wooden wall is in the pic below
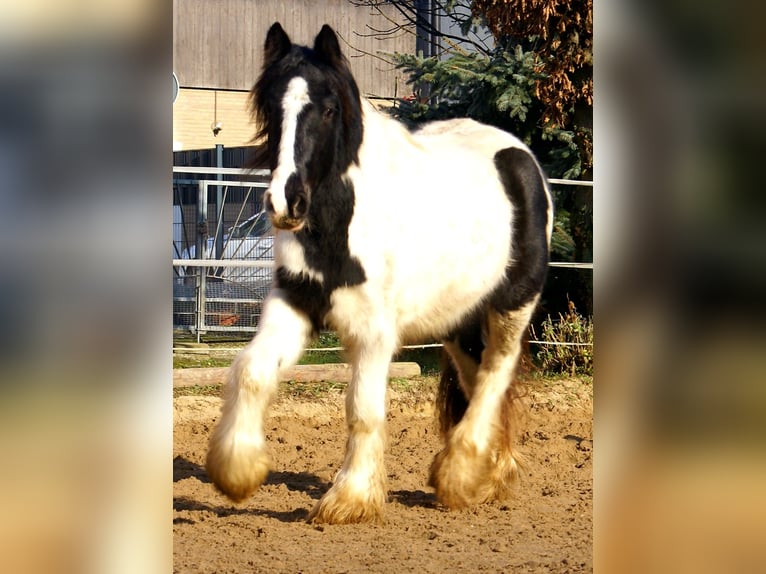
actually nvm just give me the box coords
[173,88,254,150]
[173,0,414,98]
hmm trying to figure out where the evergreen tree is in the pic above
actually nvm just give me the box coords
[387,0,592,181]
[351,1,593,314]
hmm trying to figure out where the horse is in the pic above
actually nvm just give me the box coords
[206,22,553,524]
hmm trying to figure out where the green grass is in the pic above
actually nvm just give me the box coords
[173,328,592,382]
[173,384,221,398]
[174,374,593,414]
[280,379,347,398]
[173,331,443,374]
[173,377,436,399]
[173,355,233,369]
[173,374,443,400]
[298,350,345,365]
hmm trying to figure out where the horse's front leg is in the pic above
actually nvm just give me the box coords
[206,291,312,502]
[309,333,395,524]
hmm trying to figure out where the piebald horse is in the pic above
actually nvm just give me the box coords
[206,22,553,524]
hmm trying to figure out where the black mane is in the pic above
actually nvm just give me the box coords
[248,25,363,173]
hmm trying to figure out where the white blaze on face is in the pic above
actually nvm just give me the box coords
[268,76,311,216]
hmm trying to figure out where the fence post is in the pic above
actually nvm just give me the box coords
[214,144,224,260]
[195,180,208,342]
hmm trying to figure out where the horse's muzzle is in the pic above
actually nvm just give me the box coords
[269,212,306,232]
[265,174,309,231]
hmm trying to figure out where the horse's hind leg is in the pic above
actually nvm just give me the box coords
[438,320,483,438]
[206,291,312,502]
[430,145,551,508]
[430,298,538,508]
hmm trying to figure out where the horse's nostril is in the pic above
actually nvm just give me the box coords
[293,193,308,219]
[284,173,309,219]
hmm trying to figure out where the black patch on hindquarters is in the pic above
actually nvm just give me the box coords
[436,351,469,437]
[491,147,551,311]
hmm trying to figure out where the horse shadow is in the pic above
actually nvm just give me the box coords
[173,455,328,496]
[173,455,210,483]
[388,489,439,510]
[174,495,312,523]
[173,456,439,522]
[173,455,325,523]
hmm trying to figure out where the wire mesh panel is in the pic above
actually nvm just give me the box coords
[173,276,271,332]
[173,169,274,336]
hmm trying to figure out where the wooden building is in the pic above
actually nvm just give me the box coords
[173,0,415,152]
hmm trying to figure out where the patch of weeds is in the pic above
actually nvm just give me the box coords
[395,347,441,375]
[522,370,592,387]
[389,377,415,392]
[520,373,593,411]
[312,332,342,348]
[173,356,232,369]
[388,376,439,403]
[531,300,593,376]
[280,379,347,399]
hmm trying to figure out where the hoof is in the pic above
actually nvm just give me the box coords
[308,483,386,524]
[488,449,521,502]
[205,434,271,503]
[428,442,494,509]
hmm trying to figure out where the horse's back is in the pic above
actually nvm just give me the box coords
[413,117,532,159]
[332,113,490,340]
[336,106,551,343]
[414,116,552,273]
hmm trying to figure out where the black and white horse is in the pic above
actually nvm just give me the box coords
[206,23,553,524]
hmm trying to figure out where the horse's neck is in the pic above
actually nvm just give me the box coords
[360,100,412,147]
[304,100,417,235]
[306,100,389,228]
[355,99,424,187]
[308,173,355,237]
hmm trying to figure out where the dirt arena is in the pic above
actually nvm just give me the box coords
[173,375,592,573]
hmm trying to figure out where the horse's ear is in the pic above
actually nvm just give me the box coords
[263,22,291,67]
[313,24,344,67]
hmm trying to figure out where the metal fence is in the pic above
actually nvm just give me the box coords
[173,167,593,341]
[173,167,274,336]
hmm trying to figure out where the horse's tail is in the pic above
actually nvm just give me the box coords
[435,350,469,439]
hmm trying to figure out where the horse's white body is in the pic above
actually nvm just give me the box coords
[206,23,552,524]
[281,101,538,345]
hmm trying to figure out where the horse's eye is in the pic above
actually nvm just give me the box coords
[323,106,336,120]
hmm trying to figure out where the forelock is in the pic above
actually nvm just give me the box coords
[249,41,363,168]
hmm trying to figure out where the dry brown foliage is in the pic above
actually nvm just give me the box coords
[472,0,593,130]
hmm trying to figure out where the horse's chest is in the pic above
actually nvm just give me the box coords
[274,230,368,326]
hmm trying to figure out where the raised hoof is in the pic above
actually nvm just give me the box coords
[205,438,271,503]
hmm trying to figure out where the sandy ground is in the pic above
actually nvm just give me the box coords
[173,376,592,573]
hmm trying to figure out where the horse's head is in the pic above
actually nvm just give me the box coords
[252,23,363,232]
